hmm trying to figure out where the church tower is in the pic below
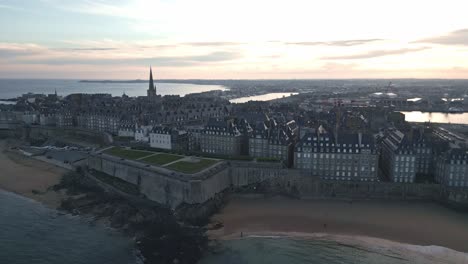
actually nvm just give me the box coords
[147,67,157,97]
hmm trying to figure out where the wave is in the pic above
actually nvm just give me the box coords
[220,231,468,264]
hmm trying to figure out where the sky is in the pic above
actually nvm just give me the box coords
[1,0,468,79]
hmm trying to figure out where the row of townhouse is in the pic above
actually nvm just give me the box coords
[149,126,188,151]
[56,112,74,127]
[76,113,120,134]
[197,116,299,165]
[249,118,297,167]
[142,105,229,126]
[199,118,245,156]
[120,124,188,151]
[380,129,418,183]
[0,110,72,127]
[294,126,378,181]
[435,149,468,188]
[14,111,59,126]
[380,127,468,188]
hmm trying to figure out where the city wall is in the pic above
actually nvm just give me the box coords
[0,113,112,145]
[27,126,112,145]
[87,154,286,208]
[88,154,468,209]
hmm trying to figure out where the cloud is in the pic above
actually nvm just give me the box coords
[287,39,383,46]
[15,51,242,66]
[183,42,243,47]
[321,47,430,60]
[53,0,171,21]
[416,29,468,46]
[71,48,118,51]
[0,43,46,58]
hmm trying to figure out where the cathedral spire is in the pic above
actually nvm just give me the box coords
[147,66,157,97]
[149,66,155,91]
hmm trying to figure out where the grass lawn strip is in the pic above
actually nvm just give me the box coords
[141,153,184,166]
[166,159,218,174]
[104,147,154,160]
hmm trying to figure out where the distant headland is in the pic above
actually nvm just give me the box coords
[79,80,146,83]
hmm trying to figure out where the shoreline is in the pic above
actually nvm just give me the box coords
[209,231,468,264]
[0,139,68,208]
[208,195,468,253]
[3,138,468,262]
[0,139,209,264]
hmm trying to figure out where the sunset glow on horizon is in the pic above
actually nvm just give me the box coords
[1,0,468,79]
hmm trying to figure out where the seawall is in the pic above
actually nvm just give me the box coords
[87,154,286,208]
[87,154,468,210]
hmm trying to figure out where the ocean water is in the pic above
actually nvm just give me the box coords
[201,236,468,264]
[0,190,138,264]
[2,188,467,264]
[401,111,468,125]
[0,79,227,99]
[229,92,298,103]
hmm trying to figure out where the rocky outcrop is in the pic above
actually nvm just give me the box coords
[54,172,209,264]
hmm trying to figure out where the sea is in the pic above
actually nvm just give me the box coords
[0,79,227,99]
[401,111,468,125]
[2,189,467,264]
[0,190,139,264]
[229,92,298,104]
[202,236,468,264]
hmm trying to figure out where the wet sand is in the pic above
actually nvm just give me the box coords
[209,195,468,253]
[0,140,68,208]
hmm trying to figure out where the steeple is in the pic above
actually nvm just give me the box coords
[147,66,157,97]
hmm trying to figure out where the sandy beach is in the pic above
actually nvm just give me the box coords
[0,140,68,208]
[209,195,468,253]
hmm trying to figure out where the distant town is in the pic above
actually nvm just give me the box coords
[1,68,468,208]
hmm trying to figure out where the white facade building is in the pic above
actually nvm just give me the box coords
[134,125,152,143]
[118,124,135,138]
[150,131,172,150]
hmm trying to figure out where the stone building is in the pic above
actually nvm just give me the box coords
[39,113,57,126]
[117,123,135,138]
[134,125,152,143]
[294,126,378,181]
[200,118,243,156]
[22,112,39,125]
[249,118,295,167]
[435,148,468,188]
[76,113,120,134]
[149,126,188,151]
[186,125,203,151]
[380,128,417,183]
[56,111,74,128]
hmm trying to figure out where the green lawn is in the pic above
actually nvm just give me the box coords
[141,153,183,166]
[103,147,152,160]
[166,159,219,174]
